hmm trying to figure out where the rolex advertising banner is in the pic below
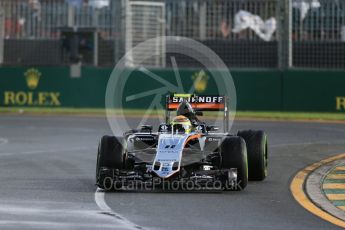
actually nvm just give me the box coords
[0,67,109,108]
[4,68,61,106]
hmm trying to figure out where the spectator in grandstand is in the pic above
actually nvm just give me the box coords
[89,0,109,8]
[220,20,231,38]
[66,0,82,7]
[66,0,109,8]
[66,0,90,8]
[3,2,25,38]
[28,0,41,20]
[4,18,22,39]
[25,0,41,38]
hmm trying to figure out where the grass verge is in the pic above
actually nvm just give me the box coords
[0,107,344,122]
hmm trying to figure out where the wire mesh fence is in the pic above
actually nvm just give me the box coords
[292,0,345,68]
[0,0,344,68]
[0,0,122,66]
[0,6,4,64]
[164,0,278,68]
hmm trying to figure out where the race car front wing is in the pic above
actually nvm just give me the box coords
[97,166,238,191]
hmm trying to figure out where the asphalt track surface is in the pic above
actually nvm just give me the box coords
[1,115,345,230]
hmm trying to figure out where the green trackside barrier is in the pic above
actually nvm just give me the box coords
[283,69,345,112]
[0,66,344,112]
[231,70,282,111]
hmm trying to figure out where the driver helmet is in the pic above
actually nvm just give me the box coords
[171,115,192,134]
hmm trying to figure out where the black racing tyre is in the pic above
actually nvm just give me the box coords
[220,136,248,191]
[96,136,125,189]
[237,130,268,181]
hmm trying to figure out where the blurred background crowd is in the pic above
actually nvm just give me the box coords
[0,0,344,68]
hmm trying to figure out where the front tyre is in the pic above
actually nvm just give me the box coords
[237,130,268,181]
[220,136,248,191]
[96,136,125,189]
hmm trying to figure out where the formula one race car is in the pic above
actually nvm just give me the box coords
[96,94,268,191]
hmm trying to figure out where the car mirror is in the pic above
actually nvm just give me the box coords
[141,125,153,132]
[206,126,219,132]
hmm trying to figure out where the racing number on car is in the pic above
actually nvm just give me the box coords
[165,145,176,149]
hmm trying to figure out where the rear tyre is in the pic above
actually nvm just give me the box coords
[237,130,268,181]
[220,136,248,190]
[96,135,125,189]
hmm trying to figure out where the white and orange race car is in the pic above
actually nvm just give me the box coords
[96,94,267,191]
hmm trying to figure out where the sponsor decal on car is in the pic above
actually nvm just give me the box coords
[135,137,154,141]
[171,96,224,103]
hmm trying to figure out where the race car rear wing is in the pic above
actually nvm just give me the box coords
[165,94,230,131]
[166,94,227,111]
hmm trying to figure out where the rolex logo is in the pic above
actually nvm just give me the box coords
[192,70,209,93]
[24,68,41,90]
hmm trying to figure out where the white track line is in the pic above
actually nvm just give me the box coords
[0,220,119,229]
[94,188,145,230]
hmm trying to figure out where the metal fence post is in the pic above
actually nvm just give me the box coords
[93,9,99,66]
[94,30,99,66]
[67,4,75,28]
[0,5,3,65]
[278,0,292,69]
[114,0,123,64]
[199,1,206,40]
